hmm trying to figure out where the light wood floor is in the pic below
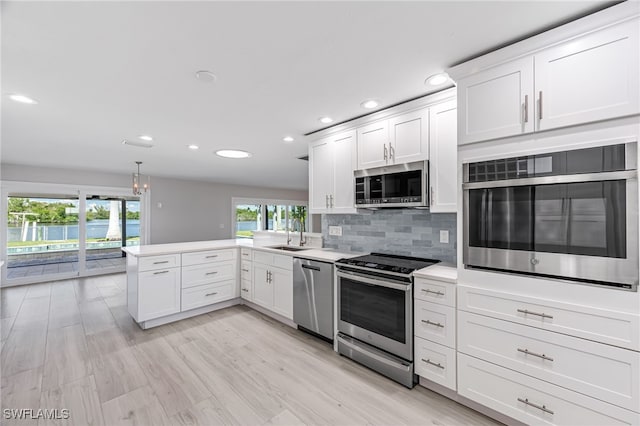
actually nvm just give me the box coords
[1,274,501,426]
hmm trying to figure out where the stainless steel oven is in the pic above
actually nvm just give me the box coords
[335,253,439,388]
[463,143,638,290]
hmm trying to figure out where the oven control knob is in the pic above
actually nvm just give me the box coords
[531,258,539,265]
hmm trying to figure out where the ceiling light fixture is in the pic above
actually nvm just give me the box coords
[215,149,251,159]
[283,136,294,143]
[138,135,153,142]
[195,70,217,83]
[425,73,449,86]
[122,139,153,148]
[360,99,379,109]
[9,94,38,104]
[319,116,333,124]
[132,161,150,196]
[188,144,199,150]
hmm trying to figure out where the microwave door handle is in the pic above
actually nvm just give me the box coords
[336,270,411,291]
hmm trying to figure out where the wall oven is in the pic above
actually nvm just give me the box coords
[463,143,638,290]
[335,253,439,388]
[355,161,428,208]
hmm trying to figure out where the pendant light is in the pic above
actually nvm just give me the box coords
[132,161,149,195]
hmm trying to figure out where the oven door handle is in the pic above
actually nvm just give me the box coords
[462,170,637,190]
[336,270,412,291]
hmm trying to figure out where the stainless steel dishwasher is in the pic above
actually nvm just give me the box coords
[293,257,334,341]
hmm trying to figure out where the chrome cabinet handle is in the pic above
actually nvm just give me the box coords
[383,144,388,160]
[389,143,394,160]
[329,194,334,208]
[517,348,554,362]
[538,91,543,120]
[325,194,329,208]
[242,288,249,292]
[430,186,434,206]
[205,292,218,297]
[205,271,218,275]
[422,288,444,296]
[153,270,170,275]
[517,398,554,415]
[422,319,444,328]
[241,268,250,273]
[517,309,553,319]
[205,255,218,258]
[421,358,445,369]
[153,261,169,264]
[523,94,529,123]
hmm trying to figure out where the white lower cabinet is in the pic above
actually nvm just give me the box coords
[240,252,253,301]
[252,250,293,320]
[138,266,181,321]
[458,353,640,426]
[415,337,456,390]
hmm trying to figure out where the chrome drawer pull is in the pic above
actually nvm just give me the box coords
[153,270,170,275]
[517,397,554,415]
[205,255,218,258]
[241,268,250,272]
[517,348,554,362]
[421,358,444,369]
[205,271,218,275]
[205,292,218,297]
[422,319,444,328]
[517,309,553,319]
[242,288,249,292]
[422,289,444,296]
[153,261,169,264]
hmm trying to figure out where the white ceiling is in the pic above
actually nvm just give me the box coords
[1,1,615,190]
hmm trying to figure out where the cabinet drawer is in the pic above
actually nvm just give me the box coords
[139,254,181,272]
[240,260,252,281]
[414,278,455,307]
[253,250,292,270]
[181,281,235,311]
[240,279,252,301]
[458,353,640,426]
[458,310,640,412]
[458,285,640,350]
[415,337,456,390]
[182,261,236,288]
[182,249,235,267]
[240,248,252,260]
[414,300,455,348]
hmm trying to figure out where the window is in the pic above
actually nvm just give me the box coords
[233,198,308,239]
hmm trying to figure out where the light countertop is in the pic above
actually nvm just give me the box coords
[413,264,457,283]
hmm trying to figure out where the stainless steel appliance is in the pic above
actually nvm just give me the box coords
[355,161,429,208]
[335,253,440,388]
[293,258,334,341]
[463,143,638,290]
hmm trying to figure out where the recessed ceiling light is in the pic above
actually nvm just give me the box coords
[215,149,251,159]
[195,70,217,83]
[188,144,199,150]
[122,139,153,148]
[283,136,294,143]
[319,117,333,124]
[9,94,38,104]
[138,135,153,142]
[360,99,379,109]
[425,73,449,86]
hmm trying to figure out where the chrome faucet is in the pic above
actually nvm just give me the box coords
[286,226,292,245]
[295,218,307,247]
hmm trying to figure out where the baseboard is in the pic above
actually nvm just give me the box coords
[241,299,297,329]
[138,298,241,329]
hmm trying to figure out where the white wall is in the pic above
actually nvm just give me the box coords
[1,164,308,244]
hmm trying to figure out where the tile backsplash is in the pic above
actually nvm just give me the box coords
[322,210,457,263]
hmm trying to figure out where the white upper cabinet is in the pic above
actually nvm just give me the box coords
[429,100,457,213]
[455,18,639,145]
[457,57,534,145]
[357,120,389,169]
[535,20,639,131]
[357,110,429,169]
[308,129,357,214]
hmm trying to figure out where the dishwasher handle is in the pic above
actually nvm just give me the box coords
[301,264,321,272]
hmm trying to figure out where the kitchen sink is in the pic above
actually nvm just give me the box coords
[266,245,310,252]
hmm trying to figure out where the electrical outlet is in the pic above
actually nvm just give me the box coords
[440,230,449,244]
[329,226,342,236]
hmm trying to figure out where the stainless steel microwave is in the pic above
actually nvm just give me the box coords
[463,143,638,290]
[355,161,429,208]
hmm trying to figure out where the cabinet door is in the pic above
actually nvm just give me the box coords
[357,120,389,169]
[252,264,273,309]
[458,56,534,145]
[308,138,333,214]
[271,267,293,320]
[389,109,429,164]
[138,268,181,321]
[429,100,458,213]
[331,130,357,213]
[535,21,639,131]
